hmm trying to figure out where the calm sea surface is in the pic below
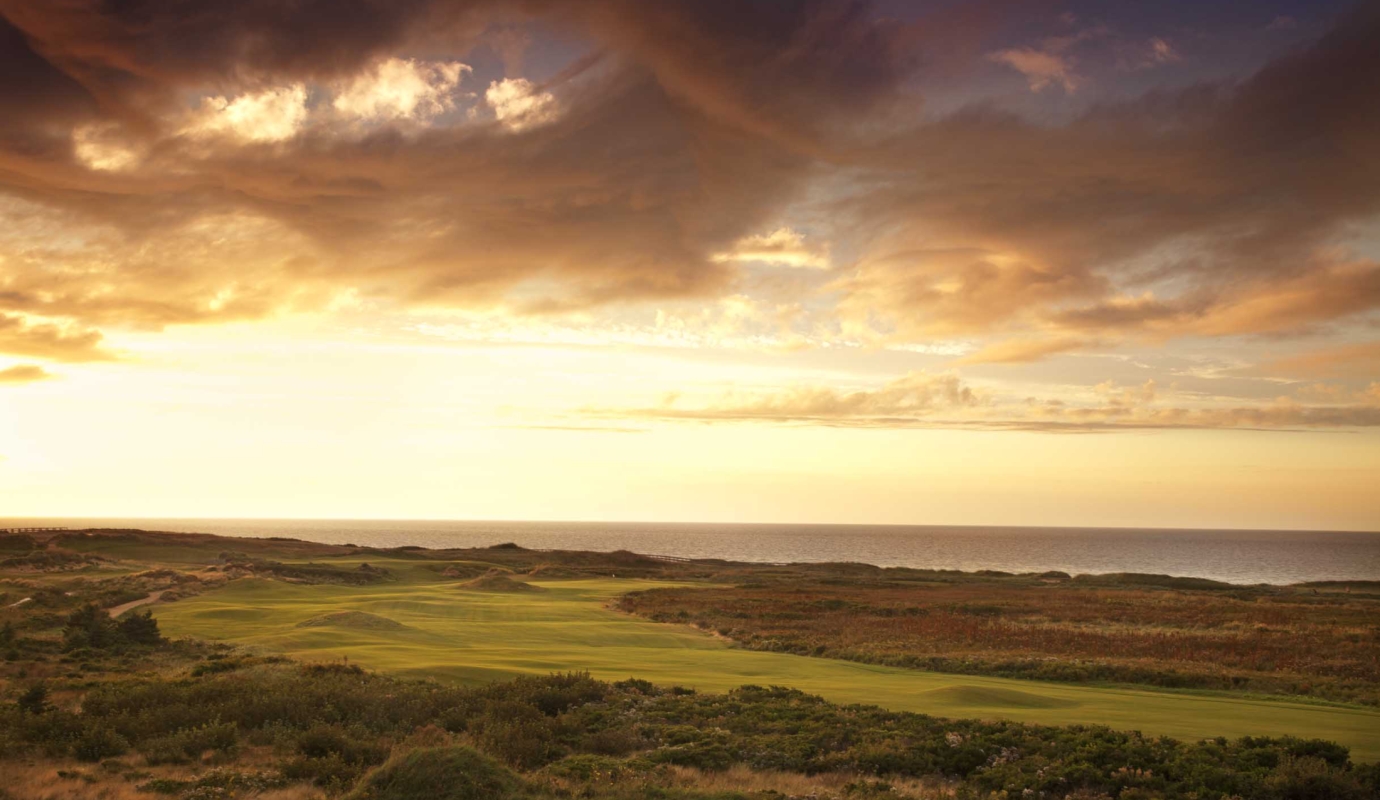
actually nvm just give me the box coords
[5,518,1379,585]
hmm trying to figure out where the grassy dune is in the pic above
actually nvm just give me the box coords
[151,561,1380,761]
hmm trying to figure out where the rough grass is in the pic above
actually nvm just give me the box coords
[149,564,1380,761]
[619,580,1380,705]
[0,759,323,800]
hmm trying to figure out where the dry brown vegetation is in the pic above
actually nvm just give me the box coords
[620,576,1380,705]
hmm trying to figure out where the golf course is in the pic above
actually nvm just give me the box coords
[148,556,1380,762]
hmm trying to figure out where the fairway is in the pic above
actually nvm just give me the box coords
[152,566,1380,761]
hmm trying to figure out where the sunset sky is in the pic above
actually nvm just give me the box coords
[2,0,1378,530]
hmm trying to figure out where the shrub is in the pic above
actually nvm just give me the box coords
[345,746,521,800]
[60,604,163,651]
[64,604,122,650]
[0,533,36,551]
[295,723,388,766]
[582,726,643,756]
[468,702,561,770]
[17,683,51,714]
[141,720,238,764]
[282,752,366,793]
[647,739,734,772]
[280,723,390,788]
[117,611,162,645]
[73,725,129,761]
[1263,756,1372,800]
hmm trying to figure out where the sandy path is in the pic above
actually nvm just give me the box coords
[107,590,165,617]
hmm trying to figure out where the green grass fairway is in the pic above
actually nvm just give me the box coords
[152,569,1380,761]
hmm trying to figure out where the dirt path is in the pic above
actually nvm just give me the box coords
[107,590,165,617]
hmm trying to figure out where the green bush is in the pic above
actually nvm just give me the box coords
[346,746,522,800]
[117,610,162,645]
[295,723,389,766]
[9,662,1376,800]
[61,603,162,651]
[141,720,238,764]
[282,752,367,793]
[17,683,51,714]
[1263,756,1373,800]
[468,702,562,770]
[73,725,129,761]
[279,723,390,788]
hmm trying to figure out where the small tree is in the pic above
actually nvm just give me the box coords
[63,603,120,650]
[17,683,51,714]
[117,609,163,645]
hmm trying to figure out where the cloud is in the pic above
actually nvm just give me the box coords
[0,0,917,342]
[1294,382,1380,405]
[0,313,113,362]
[711,227,829,269]
[0,363,53,383]
[595,371,982,425]
[988,47,1081,93]
[335,58,471,122]
[837,5,1380,345]
[1147,37,1180,65]
[1117,36,1182,71]
[590,371,1380,432]
[987,23,1107,93]
[955,337,1090,365]
[0,0,1376,383]
[186,85,309,142]
[485,78,559,131]
[1254,341,1380,380]
[836,247,1105,339]
[72,123,142,171]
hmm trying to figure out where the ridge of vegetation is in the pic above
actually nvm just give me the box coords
[4,527,1380,799]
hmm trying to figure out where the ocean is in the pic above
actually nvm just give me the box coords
[4,518,1379,585]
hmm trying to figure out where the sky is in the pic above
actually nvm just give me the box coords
[1,0,1378,530]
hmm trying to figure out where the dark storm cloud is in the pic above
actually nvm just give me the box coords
[0,0,1377,374]
[0,0,919,356]
[836,3,1380,343]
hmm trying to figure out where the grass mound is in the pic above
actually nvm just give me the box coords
[459,571,545,593]
[347,746,522,800]
[1073,572,1236,591]
[920,684,1080,709]
[296,611,410,631]
[527,563,583,578]
[440,563,489,580]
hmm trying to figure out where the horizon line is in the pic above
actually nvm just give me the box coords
[3,515,1377,536]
